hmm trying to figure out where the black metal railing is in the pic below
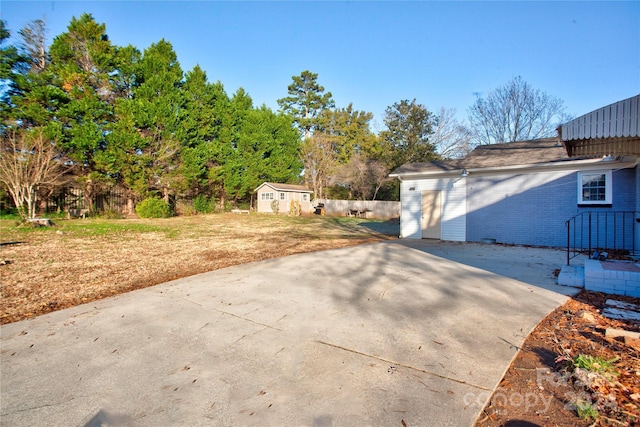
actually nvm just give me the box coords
[566,211,638,265]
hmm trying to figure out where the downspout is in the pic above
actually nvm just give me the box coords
[396,176,404,238]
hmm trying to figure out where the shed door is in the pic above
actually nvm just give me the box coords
[421,190,442,239]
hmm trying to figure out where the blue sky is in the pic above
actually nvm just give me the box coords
[2,1,639,130]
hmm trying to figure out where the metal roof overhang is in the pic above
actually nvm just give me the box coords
[562,136,640,157]
[560,94,640,157]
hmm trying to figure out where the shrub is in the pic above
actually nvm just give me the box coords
[48,210,71,220]
[100,209,123,219]
[135,197,172,218]
[175,200,195,216]
[0,208,21,220]
[289,200,301,216]
[270,200,279,214]
[219,201,233,213]
[193,194,214,214]
[236,201,250,211]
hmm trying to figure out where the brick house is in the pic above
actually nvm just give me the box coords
[389,95,639,253]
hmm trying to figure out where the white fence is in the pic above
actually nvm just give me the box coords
[315,199,400,219]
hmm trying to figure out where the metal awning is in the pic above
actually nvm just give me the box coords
[560,94,639,157]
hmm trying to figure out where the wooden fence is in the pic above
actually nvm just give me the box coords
[44,187,131,215]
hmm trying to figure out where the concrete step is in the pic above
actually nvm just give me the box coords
[558,260,640,298]
[584,259,640,298]
[558,264,585,288]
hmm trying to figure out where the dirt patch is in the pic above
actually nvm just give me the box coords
[0,214,395,324]
[475,291,640,427]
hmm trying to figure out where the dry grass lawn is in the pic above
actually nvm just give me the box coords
[0,214,397,324]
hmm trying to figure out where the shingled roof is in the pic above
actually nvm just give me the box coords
[390,138,583,177]
[255,182,312,193]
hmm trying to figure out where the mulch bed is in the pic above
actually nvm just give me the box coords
[475,290,640,427]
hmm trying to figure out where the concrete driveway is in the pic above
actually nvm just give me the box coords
[0,240,574,426]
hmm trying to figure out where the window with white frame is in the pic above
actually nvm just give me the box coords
[302,194,308,201]
[578,170,612,205]
[261,192,274,201]
[280,192,286,200]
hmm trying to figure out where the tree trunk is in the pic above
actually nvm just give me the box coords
[372,183,382,201]
[83,179,94,213]
[6,184,26,219]
[27,185,36,219]
[127,197,135,216]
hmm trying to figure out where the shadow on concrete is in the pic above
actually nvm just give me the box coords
[357,218,400,237]
[314,217,400,238]
[394,239,581,294]
[83,409,133,427]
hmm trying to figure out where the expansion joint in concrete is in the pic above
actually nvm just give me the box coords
[213,308,283,331]
[316,340,491,391]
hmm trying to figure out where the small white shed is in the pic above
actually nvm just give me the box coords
[254,182,313,215]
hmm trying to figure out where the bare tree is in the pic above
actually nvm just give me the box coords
[301,133,336,199]
[333,153,392,200]
[368,159,392,200]
[468,76,568,145]
[18,18,48,73]
[0,129,68,218]
[431,107,474,159]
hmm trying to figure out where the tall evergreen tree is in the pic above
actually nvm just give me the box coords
[228,104,301,200]
[48,13,117,208]
[380,99,439,169]
[277,70,334,139]
[0,20,22,133]
[4,19,67,137]
[316,103,379,164]
[179,65,230,197]
[119,39,184,200]
[99,44,142,207]
[278,70,335,196]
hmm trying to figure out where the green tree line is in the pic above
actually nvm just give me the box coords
[1,14,567,216]
[1,15,302,214]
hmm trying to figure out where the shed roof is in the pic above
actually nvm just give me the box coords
[254,182,312,193]
[390,138,576,176]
